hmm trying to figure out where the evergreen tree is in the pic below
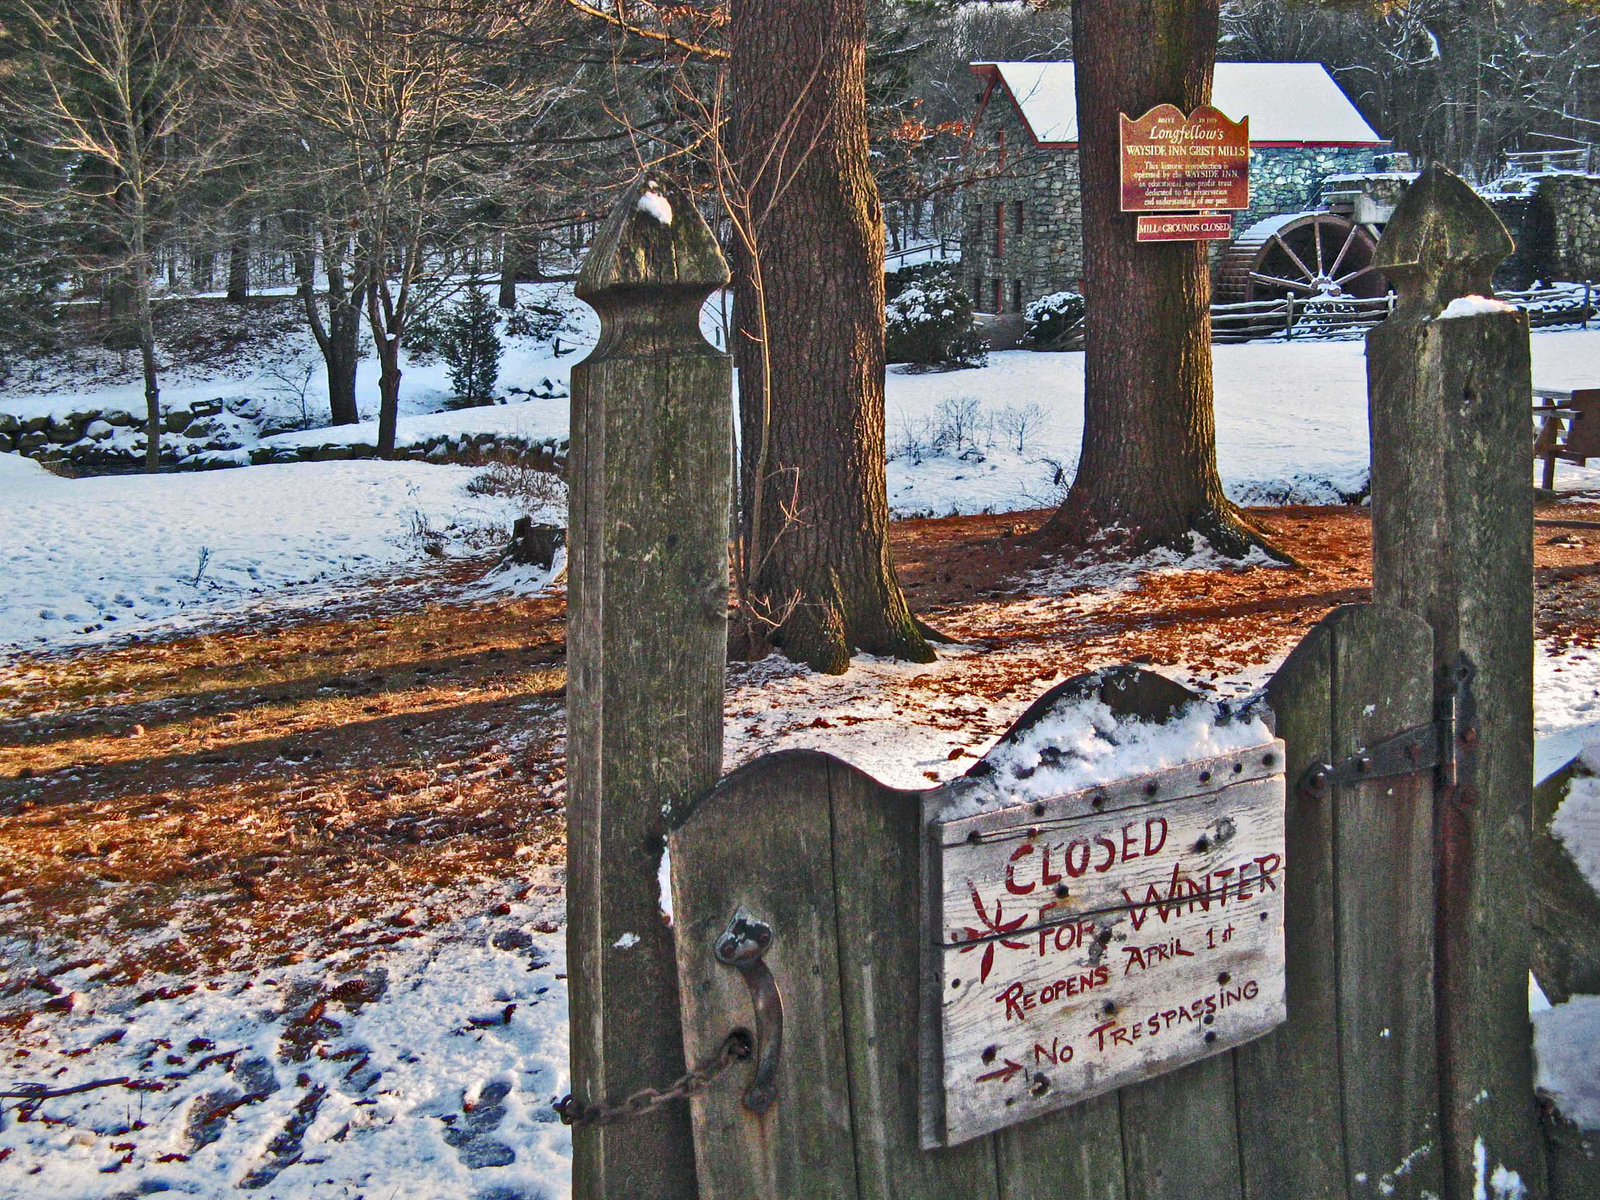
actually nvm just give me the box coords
[438,282,501,404]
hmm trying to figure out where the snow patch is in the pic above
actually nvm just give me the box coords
[0,456,527,652]
[1554,753,1600,895]
[474,546,568,600]
[1472,1137,1528,1199]
[1376,1141,1432,1195]
[658,845,674,925]
[1439,295,1515,319]
[613,932,640,950]
[1534,994,1600,1131]
[1030,530,1282,597]
[937,694,1273,819]
[1530,974,1552,1015]
[636,187,673,225]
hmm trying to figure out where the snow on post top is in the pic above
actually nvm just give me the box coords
[1372,164,1514,318]
[635,183,674,225]
[575,174,727,305]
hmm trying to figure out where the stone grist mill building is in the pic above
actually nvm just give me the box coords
[960,61,1394,321]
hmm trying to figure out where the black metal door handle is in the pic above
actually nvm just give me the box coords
[715,907,782,1115]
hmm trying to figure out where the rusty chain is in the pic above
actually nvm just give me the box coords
[554,1029,753,1128]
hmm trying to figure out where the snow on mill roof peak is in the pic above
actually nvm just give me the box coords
[972,61,1384,148]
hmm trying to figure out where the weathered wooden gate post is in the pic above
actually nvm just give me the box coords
[1368,165,1547,1199]
[565,176,732,1200]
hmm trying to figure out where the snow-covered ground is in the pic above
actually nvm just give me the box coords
[0,453,532,651]
[0,870,574,1200]
[4,324,1597,656]
[6,277,1596,515]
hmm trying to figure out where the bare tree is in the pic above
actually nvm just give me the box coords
[244,0,572,452]
[3,0,238,471]
[1222,0,1600,180]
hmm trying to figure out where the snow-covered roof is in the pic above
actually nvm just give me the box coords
[972,61,1383,147]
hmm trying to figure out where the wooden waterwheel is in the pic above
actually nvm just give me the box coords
[1215,210,1385,305]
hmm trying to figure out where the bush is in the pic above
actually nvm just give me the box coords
[885,278,986,369]
[884,260,955,302]
[1023,290,1086,350]
[438,283,502,403]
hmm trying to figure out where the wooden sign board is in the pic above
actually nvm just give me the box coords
[919,741,1287,1147]
[1136,213,1233,243]
[1120,104,1249,213]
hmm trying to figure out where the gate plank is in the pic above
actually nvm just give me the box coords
[671,751,859,1200]
[1329,606,1442,1199]
[993,1093,1127,1200]
[825,759,1000,1200]
[1236,616,1347,1200]
[1119,1053,1243,1200]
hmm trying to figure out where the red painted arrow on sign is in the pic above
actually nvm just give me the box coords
[976,1059,1024,1085]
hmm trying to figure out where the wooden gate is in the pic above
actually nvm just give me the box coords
[670,604,1442,1200]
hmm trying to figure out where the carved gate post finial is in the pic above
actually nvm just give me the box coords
[1372,164,1514,317]
[576,175,729,308]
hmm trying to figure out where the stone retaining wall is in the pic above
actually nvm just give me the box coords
[1538,173,1600,283]
[0,400,567,475]
[1239,147,1379,227]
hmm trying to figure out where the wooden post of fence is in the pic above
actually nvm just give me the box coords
[1368,165,1546,1200]
[566,175,732,1200]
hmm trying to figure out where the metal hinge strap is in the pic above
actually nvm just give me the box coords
[1299,720,1441,797]
[1296,656,1476,801]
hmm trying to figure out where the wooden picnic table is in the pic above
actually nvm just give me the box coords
[1535,385,1600,490]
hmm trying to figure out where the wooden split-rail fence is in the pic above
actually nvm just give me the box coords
[561,167,1588,1200]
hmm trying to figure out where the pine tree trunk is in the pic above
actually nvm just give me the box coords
[191,245,214,292]
[1045,0,1272,559]
[227,225,250,303]
[730,0,933,674]
[374,333,401,457]
[498,232,518,309]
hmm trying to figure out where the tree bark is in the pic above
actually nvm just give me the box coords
[729,0,933,674]
[497,232,518,309]
[227,222,250,302]
[294,230,362,426]
[132,225,161,473]
[368,278,402,458]
[1045,0,1272,559]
